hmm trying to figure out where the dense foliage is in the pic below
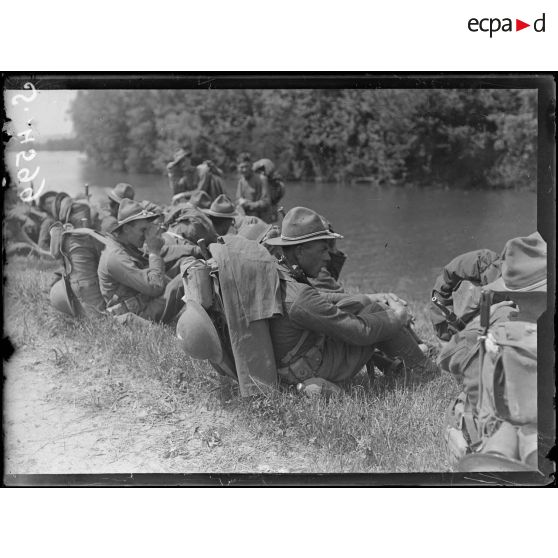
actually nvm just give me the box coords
[71,89,537,190]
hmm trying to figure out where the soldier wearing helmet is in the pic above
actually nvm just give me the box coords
[264,206,437,388]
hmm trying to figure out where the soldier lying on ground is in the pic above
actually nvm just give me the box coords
[264,207,438,388]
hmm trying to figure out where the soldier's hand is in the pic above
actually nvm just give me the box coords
[386,298,412,326]
[367,292,408,306]
[145,225,164,255]
[386,292,407,306]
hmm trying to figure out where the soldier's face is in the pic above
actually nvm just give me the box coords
[296,240,331,278]
[238,162,252,177]
[122,220,155,248]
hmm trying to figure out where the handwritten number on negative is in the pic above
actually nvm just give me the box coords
[15,149,37,167]
[11,83,38,105]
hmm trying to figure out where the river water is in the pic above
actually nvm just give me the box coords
[7,151,537,301]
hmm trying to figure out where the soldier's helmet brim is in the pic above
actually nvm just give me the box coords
[50,279,75,316]
[176,299,223,363]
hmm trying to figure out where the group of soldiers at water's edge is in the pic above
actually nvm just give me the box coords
[5,147,548,472]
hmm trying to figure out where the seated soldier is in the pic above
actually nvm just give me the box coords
[4,198,48,251]
[441,232,546,470]
[165,197,217,248]
[202,194,240,237]
[309,222,346,293]
[97,199,184,324]
[100,183,135,234]
[430,247,504,341]
[238,218,345,293]
[264,207,437,387]
[439,232,544,403]
[235,214,266,231]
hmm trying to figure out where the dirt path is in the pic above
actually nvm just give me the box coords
[4,348,173,474]
[3,344,306,476]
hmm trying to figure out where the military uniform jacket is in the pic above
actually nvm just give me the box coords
[269,264,401,382]
[98,236,166,306]
[430,248,504,341]
[235,174,272,221]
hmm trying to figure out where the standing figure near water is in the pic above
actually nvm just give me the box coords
[171,160,225,206]
[195,160,225,202]
[167,148,197,197]
[253,158,286,223]
[235,152,272,223]
[264,206,437,389]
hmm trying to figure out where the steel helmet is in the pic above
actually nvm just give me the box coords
[176,299,223,362]
[457,421,533,471]
[50,278,75,316]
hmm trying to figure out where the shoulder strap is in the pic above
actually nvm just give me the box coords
[280,330,311,366]
[62,228,110,246]
[462,397,481,446]
[165,230,184,240]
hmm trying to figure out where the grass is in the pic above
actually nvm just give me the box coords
[3,254,459,473]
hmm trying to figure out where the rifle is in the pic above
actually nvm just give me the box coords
[431,290,467,333]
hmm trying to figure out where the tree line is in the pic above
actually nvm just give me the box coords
[71,88,536,190]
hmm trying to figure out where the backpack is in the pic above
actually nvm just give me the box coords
[49,223,108,318]
[444,318,538,470]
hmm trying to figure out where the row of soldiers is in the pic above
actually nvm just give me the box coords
[5,161,547,472]
[6,167,437,392]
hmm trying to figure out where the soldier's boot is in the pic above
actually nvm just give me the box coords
[376,326,440,384]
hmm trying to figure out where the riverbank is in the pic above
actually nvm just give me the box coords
[3,254,458,477]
